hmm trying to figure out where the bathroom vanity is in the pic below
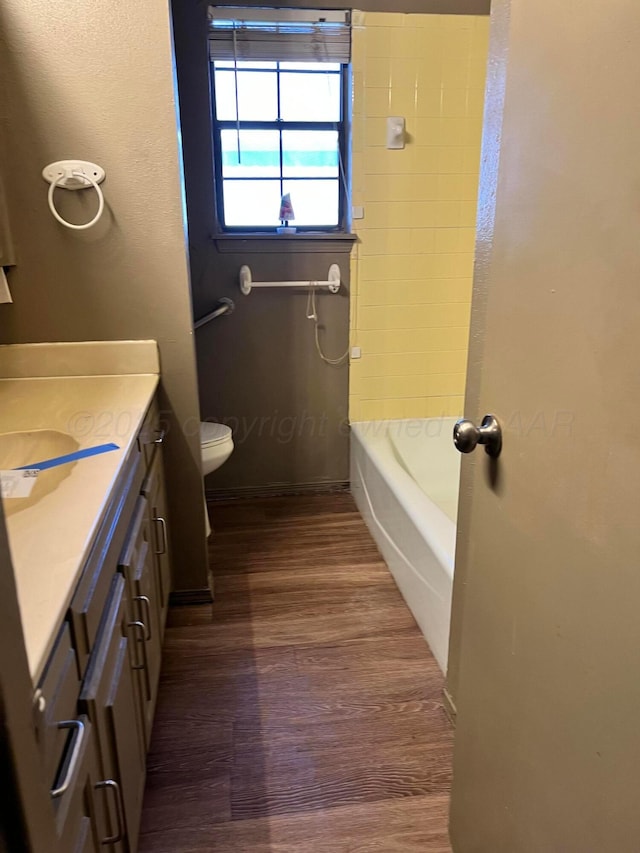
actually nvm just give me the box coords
[0,342,174,851]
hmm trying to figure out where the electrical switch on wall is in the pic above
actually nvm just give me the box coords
[386,116,405,149]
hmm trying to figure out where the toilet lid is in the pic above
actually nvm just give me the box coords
[200,421,232,447]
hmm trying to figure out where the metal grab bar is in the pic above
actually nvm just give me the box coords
[239,264,341,295]
[194,297,235,330]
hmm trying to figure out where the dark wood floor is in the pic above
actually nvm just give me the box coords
[138,493,454,852]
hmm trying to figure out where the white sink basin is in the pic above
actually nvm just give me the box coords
[0,430,80,516]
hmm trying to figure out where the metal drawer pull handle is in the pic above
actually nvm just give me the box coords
[154,516,167,555]
[153,429,166,445]
[134,595,152,640]
[128,621,151,699]
[95,779,125,844]
[50,719,86,798]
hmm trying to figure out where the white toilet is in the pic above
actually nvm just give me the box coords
[200,421,234,536]
[200,421,234,476]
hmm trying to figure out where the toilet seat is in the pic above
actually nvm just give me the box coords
[200,422,232,448]
[200,422,234,538]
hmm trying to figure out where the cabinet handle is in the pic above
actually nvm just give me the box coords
[50,719,86,798]
[154,516,167,555]
[134,595,152,640]
[95,779,125,845]
[128,621,151,700]
[153,429,166,445]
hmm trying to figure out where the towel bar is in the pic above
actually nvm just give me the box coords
[239,264,341,296]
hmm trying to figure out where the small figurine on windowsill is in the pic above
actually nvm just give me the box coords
[277,193,296,234]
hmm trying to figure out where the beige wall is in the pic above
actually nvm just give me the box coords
[349,12,488,421]
[0,0,209,592]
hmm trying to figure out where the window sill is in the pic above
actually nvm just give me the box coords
[212,232,357,254]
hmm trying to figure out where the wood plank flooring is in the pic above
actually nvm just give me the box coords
[138,493,454,852]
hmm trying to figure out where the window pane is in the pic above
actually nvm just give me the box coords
[238,71,278,119]
[282,131,339,178]
[282,180,339,226]
[214,70,278,120]
[221,130,280,178]
[213,70,238,120]
[215,61,278,70]
[223,180,282,227]
[279,62,342,72]
[279,72,341,122]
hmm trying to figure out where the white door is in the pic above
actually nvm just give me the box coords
[447,1,640,850]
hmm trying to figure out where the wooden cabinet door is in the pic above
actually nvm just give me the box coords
[142,448,172,636]
[119,496,160,746]
[80,575,145,852]
[108,635,146,850]
[73,817,99,853]
[132,534,162,748]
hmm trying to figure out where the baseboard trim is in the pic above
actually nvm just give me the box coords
[169,588,213,606]
[206,480,350,502]
[442,687,457,727]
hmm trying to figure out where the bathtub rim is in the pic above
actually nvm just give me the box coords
[350,418,457,580]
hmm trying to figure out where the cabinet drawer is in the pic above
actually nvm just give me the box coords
[69,446,143,675]
[133,538,162,701]
[52,715,99,850]
[137,398,164,468]
[118,495,148,590]
[35,623,81,790]
[142,450,171,632]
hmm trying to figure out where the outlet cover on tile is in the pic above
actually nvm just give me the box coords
[351,346,362,359]
[352,205,365,220]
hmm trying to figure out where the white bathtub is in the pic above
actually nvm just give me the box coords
[350,418,461,672]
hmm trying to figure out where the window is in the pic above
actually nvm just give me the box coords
[208,9,351,233]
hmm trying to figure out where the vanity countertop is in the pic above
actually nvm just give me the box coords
[0,342,160,684]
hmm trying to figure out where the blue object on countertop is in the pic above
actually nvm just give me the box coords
[16,442,120,472]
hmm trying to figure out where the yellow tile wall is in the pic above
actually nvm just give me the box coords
[349,11,489,422]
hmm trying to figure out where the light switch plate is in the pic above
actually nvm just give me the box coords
[387,116,406,149]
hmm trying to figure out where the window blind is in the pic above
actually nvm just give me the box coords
[208,7,352,64]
